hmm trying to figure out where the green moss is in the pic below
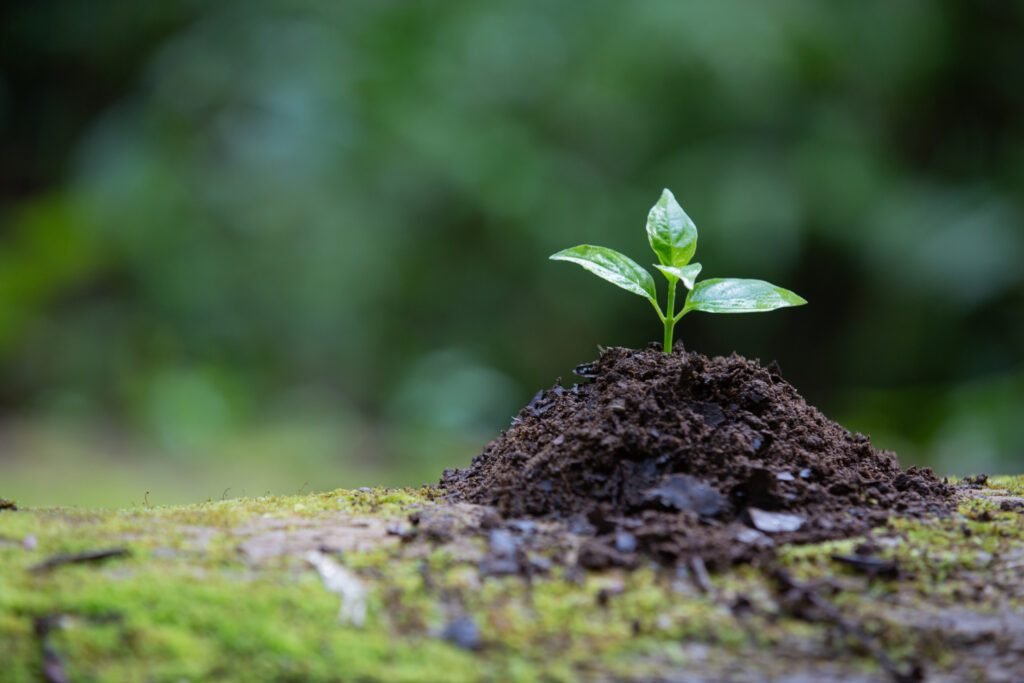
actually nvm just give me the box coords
[986,475,1024,497]
[0,488,479,683]
[2,479,1023,681]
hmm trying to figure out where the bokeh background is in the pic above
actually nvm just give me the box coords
[2,1,1022,507]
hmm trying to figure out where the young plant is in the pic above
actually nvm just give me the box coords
[550,189,806,353]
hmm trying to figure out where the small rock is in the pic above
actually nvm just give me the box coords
[776,471,795,482]
[386,523,413,539]
[614,530,637,553]
[507,519,538,535]
[736,528,773,547]
[567,515,595,535]
[488,529,517,557]
[22,534,37,550]
[572,362,599,379]
[442,616,481,651]
[528,554,552,573]
[306,551,367,627]
[696,401,726,427]
[646,475,729,517]
[479,528,521,576]
[745,508,804,533]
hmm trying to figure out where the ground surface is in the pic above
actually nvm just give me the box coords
[1,477,1023,682]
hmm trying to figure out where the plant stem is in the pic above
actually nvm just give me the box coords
[663,278,677,354]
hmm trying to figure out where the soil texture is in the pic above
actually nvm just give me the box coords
[441,345,953,567]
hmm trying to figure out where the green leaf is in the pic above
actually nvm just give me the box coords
[684,278,807,314]
[646,189,698,267]
[654,263,702,290]
[550,245,657,301]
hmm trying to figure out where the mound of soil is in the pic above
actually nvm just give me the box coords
[441,346,953,567]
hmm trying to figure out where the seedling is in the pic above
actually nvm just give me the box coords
[551,189,806,353]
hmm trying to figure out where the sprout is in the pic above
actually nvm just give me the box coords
[551,189,806,353]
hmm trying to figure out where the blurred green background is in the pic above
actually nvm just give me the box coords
[1,1,1022,507]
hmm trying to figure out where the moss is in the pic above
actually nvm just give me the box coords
[986,475,1024,497]
[2,478,1023,681]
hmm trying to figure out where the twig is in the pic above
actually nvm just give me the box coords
[689,555,713,594]
[30,548,131,574]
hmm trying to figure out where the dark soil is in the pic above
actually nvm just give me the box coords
[441,345,953,568]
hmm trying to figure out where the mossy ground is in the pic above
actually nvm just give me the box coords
[1,478,1022,682]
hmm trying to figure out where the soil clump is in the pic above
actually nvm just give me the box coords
[441,345,953,567]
